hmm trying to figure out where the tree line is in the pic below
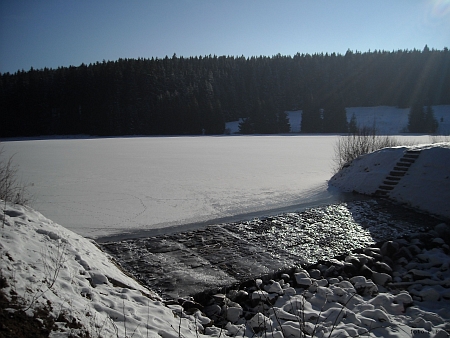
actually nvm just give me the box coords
[1,46,449,137]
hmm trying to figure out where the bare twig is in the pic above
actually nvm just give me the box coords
[0,146,31,206]
[333,129,407,172]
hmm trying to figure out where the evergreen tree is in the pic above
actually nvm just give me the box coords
[1,49,449,137]
[408,100,425,133]
[424,105,438,133]
[277,111,291,133]
[301,95,322,132]
[322,95,348,133]
[348,113,358,134]
[238,118,254,134]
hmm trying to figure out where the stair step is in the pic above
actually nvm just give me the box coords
[385,176,401,181]
[399,158,415,163]
[405,151,421,157]
[393,166,409,171]
[374,151,420,200]
[389,171,406,177]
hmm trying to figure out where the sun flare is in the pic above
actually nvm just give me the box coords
[430,0,450,18]
[424,0,450,28]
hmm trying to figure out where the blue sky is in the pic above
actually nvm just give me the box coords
[1,0,449,73]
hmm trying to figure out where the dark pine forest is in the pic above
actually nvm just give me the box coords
[1,47,449,137]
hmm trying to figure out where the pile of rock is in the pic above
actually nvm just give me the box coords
[177,223,450,337]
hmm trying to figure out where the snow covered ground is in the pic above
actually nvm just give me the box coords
[1,142,449,337]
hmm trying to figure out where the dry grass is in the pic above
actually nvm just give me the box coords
[333,127,406,172]
[0,146,30,206]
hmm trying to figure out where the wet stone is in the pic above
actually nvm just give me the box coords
[101,199,438,300]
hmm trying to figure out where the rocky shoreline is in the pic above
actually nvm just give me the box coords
[100,198,450,336]
[176,221,450,337]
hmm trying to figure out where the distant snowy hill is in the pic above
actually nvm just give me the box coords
[226,105,450,134]
[346,106,450,135]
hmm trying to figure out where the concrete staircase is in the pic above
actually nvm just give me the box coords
[374,150,421,197]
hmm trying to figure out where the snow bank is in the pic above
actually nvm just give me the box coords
[286,111,302,132]
[329,142,450,219]
[0,202,208,337]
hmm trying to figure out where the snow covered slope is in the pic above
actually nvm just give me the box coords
[330,142,450,219]
[0,203,209,337]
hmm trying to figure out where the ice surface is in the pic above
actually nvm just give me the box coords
[0,135,339,238]
[1,134,431,239]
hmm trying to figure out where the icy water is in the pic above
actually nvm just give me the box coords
[101,198,439,300]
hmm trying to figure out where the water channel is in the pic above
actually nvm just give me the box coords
[101,197,440,300]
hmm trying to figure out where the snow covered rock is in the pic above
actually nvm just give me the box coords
[251,290,269,301]
[264,280,284,294]
[350,276,379,296]
[371,271,392,286]
[434,223,450,241]
[247,312,272,332]
[224,306,243,323]
[308,268,321,279]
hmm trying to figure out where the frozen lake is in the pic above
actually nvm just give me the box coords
[1,135,430,239]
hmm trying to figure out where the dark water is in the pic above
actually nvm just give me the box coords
[101,198,439,300]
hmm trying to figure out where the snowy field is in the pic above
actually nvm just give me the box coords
[0,135,430,239]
